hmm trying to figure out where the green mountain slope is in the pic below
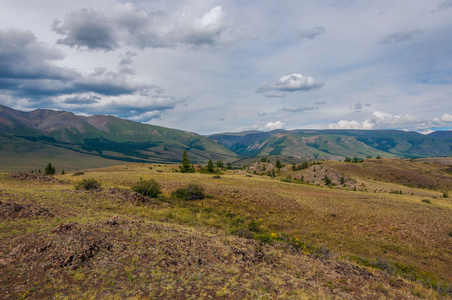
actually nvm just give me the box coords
[210,129,452,159]
[0,105,238,170]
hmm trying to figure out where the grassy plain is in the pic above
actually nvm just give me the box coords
[0,159,451,299]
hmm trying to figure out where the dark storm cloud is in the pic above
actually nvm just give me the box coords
[0,28,177,122]
[63,95,100,104]
[0,29,78,80]
[52,8,118,50]
[51,4,235,51]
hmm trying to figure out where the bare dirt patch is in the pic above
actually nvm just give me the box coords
[103,187,170,207]
[6,172,66,184]
[0,201,54,219]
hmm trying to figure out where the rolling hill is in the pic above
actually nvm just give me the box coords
[210,129,452,160]
[0,105,238,171]
[1,104,452,172]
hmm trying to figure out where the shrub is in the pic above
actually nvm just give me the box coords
[173,183,205,201]
[421,199,432,204]
[75,178,101,190]
[131,178,161,198]
[280,178,292,183]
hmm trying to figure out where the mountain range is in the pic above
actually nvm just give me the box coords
[0,105,451,171]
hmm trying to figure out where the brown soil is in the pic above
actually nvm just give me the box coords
[0,201,54,219]
[0,216,422,299]
[6,172,66,184]
[103,187,170,207]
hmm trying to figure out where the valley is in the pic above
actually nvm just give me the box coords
[0,158,451,298]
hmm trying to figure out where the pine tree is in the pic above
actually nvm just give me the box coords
[276,159,282,169]
[206,159,214,172]
[179,150,194,173]
[45,163,55,175]
[216,160,224,168]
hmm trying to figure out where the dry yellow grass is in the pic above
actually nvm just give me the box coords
[0,159,451,298]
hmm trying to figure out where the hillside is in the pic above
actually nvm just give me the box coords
[210,129,452,160]
[0,105,238,171]
[0,160,451,298]
[2,105,452,172]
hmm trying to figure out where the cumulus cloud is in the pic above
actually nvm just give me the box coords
[441,113,452,122]
[0,28,179,122]
[256,73,323,97]
[180,6,234,46]
[327,111,452,131]
[298,26,325,39]
[327,119,375,130]
[379,29,423,45]
[52,8,117,50]
[52,4,235,51]
[262,121,285,131]
[0,29,76,80]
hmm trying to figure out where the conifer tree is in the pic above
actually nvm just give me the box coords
[179,150,194,173]
[206,159,214,172]
[45,163,56,175]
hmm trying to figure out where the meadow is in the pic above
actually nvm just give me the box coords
[0,158,451,299]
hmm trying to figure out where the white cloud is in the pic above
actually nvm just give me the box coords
[256,73,323,98]
[327,120,374,130]
[262,121,285,131]
[181,6,234,46]
[441,113,452,122]
[327,111,452,131]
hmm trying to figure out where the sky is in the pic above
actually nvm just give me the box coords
[0,0,451,135]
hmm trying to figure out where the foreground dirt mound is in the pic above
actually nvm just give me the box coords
[104,187,170,207]
[6,172,65,184]
[0,217,425,299]
[1,222,112,270]
[0,201,54,219]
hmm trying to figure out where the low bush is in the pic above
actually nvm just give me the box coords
[421,199,432,204]
[75,178,101,190]
[173,183,205,201]
[131,178,161,198]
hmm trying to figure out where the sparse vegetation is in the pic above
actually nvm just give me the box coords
[75,178,101,190]
[1,159,451,299]
[131,178,161,198]
[173,183,205,201]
